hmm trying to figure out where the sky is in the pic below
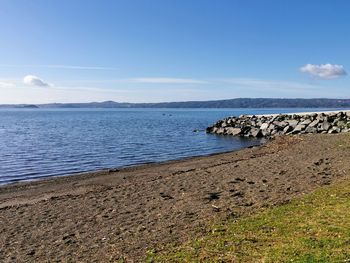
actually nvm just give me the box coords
[0,0,350,104]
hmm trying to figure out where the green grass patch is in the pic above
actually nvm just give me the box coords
[149,179,350,262]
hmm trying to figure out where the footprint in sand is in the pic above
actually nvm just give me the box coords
[205,192,221,201]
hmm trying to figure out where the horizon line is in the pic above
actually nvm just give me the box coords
[2,97,350,106]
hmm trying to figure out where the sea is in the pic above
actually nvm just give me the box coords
[0,108,344,184]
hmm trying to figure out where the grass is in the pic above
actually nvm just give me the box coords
[148,179,350,262]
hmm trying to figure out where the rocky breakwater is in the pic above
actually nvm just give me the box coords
[206,111,350,138]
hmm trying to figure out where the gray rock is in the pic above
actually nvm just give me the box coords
[316,114,325,121]
[260,123,269,130]
[309,113,317,119]
[300,119,312,126]
[287,120,299,128]
[283,125,293,134]
[267,124,275,132]
[305,126,317,133]
[271,129,278,136]
[277,121,288,128]
[336,120,346,128]
[337,112,344,118]
[321,121,331,131]
[207,111,350,138]
[326,112,337,118]
[328,127,340,134]
[250,128,262,137]
[216,128,225,134]
[225,127,242,136]
[308,119,319,128]
[292,124,305,134]
[261,129,268,137]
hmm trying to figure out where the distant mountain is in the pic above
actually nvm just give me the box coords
[2,98,350,109]
[0,104,39,109]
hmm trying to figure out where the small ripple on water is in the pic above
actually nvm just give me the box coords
[0,108,273,185]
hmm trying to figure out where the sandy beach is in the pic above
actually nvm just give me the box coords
[1,133,350,262]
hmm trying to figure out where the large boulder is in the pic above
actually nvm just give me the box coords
[308,119,319,128]
[221,121,228,128]
[250,128,262,137]
[328,127,340,134]
[260,123,269,130]
[225,127,242,136]
[283,125,293,134]
[267,124,276,132]
[300,119,312,126]
[274,121,288,128]
[305,126,317,133]
[327,112,337,118]
[321,121,331,131]
[292,124,306,134]
[216,128,225,134]
[287,120,299,128]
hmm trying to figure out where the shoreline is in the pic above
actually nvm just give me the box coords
[3,109,348,187]
[1,133,350,261]
[0,138,264,190]
[1,108,348,186]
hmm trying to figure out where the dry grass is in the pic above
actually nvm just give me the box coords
[148,178,350,262]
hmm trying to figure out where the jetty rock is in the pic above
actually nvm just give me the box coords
[206,111,350,138]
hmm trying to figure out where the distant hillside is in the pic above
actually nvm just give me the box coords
[2,98,350,109]
[0,104,39,109]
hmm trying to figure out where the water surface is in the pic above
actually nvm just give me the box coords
[0,108,344,184]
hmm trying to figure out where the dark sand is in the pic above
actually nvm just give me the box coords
[1,133,350,262]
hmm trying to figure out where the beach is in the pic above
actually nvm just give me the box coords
[1,133,350,262]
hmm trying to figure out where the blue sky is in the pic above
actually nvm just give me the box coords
[0,0,349,103]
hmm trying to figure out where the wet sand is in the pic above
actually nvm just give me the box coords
[1,133,350,262]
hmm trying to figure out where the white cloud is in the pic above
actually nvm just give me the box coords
[128,77,207,84]
[0,64,118,70]
[23,75,50,87]
[0,80,15,88]
[300,64,347,79]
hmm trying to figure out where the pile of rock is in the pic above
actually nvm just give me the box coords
[206,111,350,138]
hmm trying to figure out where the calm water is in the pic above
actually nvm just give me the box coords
[0,108,344,184]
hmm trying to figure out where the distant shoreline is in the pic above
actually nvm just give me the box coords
[2,98,350,109]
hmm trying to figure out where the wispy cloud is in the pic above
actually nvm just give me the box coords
[127,77,207,84]
[0,75,344,104]
[0,64,118,70]
[56,77,207,85]
[23,75,51,87]
[0,80,15,88]
[216,78,319,92]
[63,77,317,91]
[300,64,347,79]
